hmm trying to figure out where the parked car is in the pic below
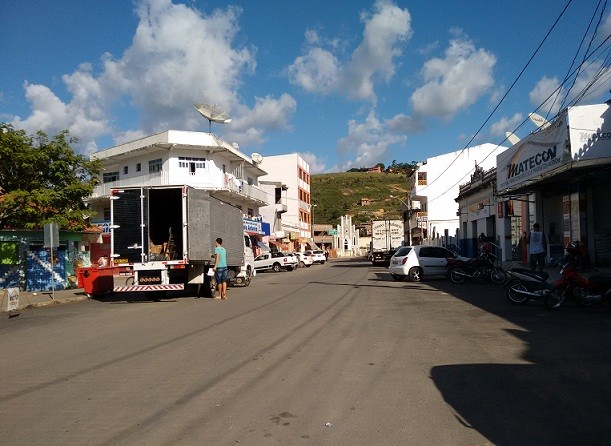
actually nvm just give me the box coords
[307,250,326,264]
[296,252,313,267]
[388,246,461,282]
[255,252,297,272]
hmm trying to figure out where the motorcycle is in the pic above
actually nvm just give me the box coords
[545,242,611,309]
[505,267,554,304]
[447,251,507,285]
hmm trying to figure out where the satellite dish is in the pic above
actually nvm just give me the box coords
[194,103,232,133]
[506,132,520,145]
[251,153,263,164]
[232,142,240,150]
[528,112,550,130]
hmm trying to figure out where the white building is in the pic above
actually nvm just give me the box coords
[257,154,312,251]
[406,143,508,246]
[333,215,361,257]
[88,130,269,230]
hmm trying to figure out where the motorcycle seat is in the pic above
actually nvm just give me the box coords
[510,267,549,281]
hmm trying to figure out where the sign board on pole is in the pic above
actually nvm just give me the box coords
[44,223,59,248]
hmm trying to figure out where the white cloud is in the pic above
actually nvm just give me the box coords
[286,0,412,102]
[286,48,340,94]
[225,94,297,146]
[298,151,327,174]
[410,35,496,118]
[9,0,295,154]
[490,113,523,136]
[529,76,562,115]
[335,110,406,171]
[385,113,424,133]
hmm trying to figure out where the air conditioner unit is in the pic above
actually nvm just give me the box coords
[411,200,421,210]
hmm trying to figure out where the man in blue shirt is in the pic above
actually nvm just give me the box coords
[213,238,228,299]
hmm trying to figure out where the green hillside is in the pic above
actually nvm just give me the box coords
[311,172,409,225]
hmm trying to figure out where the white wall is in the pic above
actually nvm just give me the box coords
[258,154,311,240]
[412,143,507,241]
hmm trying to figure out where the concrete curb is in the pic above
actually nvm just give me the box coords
[1,289,90,313]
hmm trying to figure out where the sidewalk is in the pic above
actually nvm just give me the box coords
[1,288,90,313]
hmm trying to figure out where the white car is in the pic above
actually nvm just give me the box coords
[296,252,313,267]
[307,250,326,264]
[254,252,297,272]
[388,245,460,282]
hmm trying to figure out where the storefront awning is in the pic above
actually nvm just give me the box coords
[269,240,282,247]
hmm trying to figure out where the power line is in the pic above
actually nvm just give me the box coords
[426,32,611,205]
[416,0,575,195]
[424,8,611,205]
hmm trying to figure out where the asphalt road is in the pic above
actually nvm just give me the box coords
[1,258,610,445]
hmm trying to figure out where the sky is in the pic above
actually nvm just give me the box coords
[2,0,611,174]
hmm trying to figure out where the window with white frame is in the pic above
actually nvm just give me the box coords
[103,171,119,183]
[149,158,162,173]
[178,157,206,175]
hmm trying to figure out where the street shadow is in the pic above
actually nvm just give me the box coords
[427,280,611,445]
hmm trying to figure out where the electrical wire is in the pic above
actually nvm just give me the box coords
[416,0,575,195]
[425,31,611,205]
[559,0,608,111]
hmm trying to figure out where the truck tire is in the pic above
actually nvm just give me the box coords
[272,263,282,272]
[243,267,252,286]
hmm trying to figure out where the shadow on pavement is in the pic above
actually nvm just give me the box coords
[428,279,611,445]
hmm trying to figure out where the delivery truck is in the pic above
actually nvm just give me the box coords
[108,186,254,298]
[370,219,404,265]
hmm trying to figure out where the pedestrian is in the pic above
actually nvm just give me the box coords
[527,223,547,271]
[478,232,486,248]
[213,237,228,299]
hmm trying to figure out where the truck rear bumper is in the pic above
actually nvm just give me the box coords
[113,284,184,293]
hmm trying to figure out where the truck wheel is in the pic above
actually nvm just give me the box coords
[272,263,282,272]
[243,268,252,287]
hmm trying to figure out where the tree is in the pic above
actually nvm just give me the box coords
[0,124,101,230]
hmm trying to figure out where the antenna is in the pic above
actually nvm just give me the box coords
[528,112,550,130]
[251,153,263,164]
[194,103,232,133]
[505,132,520,145]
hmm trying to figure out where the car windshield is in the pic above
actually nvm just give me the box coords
[394,247,412,257]
[313,250,324,255]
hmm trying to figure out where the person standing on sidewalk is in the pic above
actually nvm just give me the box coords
[527,223,547,272]
[213,238,228,299]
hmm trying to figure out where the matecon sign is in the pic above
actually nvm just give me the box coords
[496,111,569,193]
[497,103,611,194]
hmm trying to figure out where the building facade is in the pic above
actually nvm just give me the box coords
[86,130,270,260]
[258,154,312,252]
[405,143,508,247]
[496,103,611,266]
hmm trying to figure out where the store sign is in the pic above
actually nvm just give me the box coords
[497,112,569,192]
[243,218,265,235]
[93,221,111,233]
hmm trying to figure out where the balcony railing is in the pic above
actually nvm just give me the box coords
[91,171,268,204]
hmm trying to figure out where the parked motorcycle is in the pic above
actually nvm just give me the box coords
[545,241,611,309]
[505,267,554,304]
[447,251,507,285]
